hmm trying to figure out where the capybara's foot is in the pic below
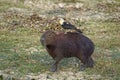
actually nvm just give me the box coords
[86,58,94,68]
[79,64,86,71]
[50,65,57,72]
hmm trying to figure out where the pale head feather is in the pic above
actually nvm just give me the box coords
[59,18,65,25]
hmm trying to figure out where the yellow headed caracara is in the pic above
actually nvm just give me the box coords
[59,18,82,33]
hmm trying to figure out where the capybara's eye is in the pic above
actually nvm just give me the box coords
[48,34,51,37]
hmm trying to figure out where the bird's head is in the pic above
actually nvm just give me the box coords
[59,18,65,25]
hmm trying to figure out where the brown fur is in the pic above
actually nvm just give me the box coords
[40,30,94,72]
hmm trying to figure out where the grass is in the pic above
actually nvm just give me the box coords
[82,21,120,79]
[0,0,26,12]
[0,28,52,78]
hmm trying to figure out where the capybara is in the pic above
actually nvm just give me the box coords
[40,30,94,72]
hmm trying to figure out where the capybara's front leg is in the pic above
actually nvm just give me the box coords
[50,57,62,72]
[80,64,86,71]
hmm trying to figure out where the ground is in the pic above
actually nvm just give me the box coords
[0,0,120,80]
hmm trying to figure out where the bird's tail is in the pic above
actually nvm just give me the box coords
[74,28,82,33]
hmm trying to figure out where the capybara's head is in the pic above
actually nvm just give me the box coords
[40,30,57,46]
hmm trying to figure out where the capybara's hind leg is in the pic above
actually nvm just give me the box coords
[79,57,94,71]
[77,55,88,71]
[86,57,94,68]
[50,57,62,72]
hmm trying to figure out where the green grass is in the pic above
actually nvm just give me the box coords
[82,22,120,79]
[0,28,50,77]
[0,0,26,12]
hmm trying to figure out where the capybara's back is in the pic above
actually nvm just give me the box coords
[66,32,94,58]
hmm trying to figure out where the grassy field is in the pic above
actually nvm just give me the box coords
[0,0,120,79]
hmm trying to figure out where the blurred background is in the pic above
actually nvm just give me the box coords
[0,0,120,80]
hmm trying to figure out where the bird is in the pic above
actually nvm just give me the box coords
[59,18,82,33]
